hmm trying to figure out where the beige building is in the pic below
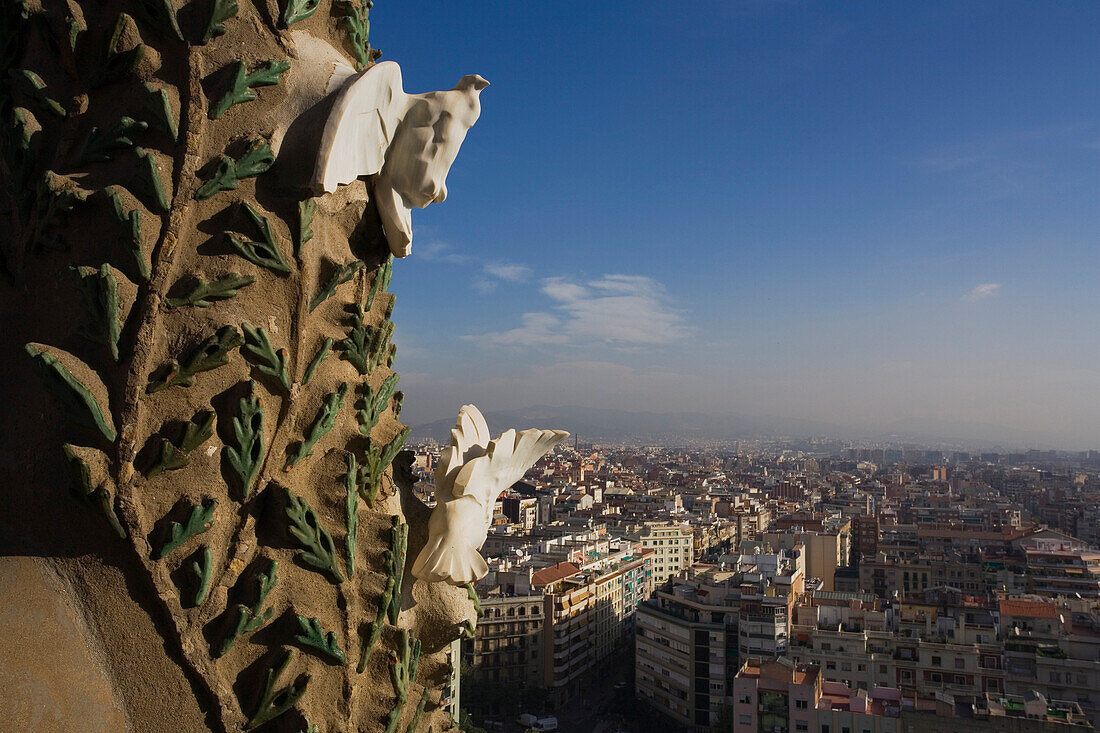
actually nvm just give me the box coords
[765,529,849,591]
[629,521,694,584]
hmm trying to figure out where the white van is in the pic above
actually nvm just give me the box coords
[532,717,559,731]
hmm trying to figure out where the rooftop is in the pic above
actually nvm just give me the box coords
[738,658,819,687]
[999,599,1058,619]
[531,562,581,588]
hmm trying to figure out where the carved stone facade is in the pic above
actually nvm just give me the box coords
[1,2,482,730]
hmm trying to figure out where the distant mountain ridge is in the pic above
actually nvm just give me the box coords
[410,405,1057,449]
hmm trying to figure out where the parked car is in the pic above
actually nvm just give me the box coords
[517,713,538,727]
[532,716,559,731]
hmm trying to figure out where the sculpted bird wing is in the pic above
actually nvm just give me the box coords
[313,60,408,193]
[451,427,570,526]
[433,404,491,502]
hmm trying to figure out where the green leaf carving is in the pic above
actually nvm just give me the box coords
[364,255,393,311]
[217,560,276,657]
[406,692,428,733]
[195,139,274,200]
[301,338,332,386]
[10,69,65,118]
[465,582,483,617]
[296,198,316,258]
[384,629,420,732]
[156,498,217,560]
[227,203,291,274]
[293,614,346,663]
[244,649,310,731]
[74,117,148,166]
[210,60,291,119]
[61,444,125,538]
[337,306,370,374]
[345,452,358,576]
[201,0,238,44]
[91,14,145,88]
[147,325,243,393]
[309,260,363,312]
[142,83,178,142]
[383,515,408,625]
[135,147,170,213]
[223,382,265,499]
[356,576,392,673]
[71,264,123,361]
[336,0,378,71]
[145,410,216,478]
[25,344,116,442]
[134,0,184,42]
[166,273,254,308]
[359,427,410,507]
[356,372,399,435]
[284,487,344,582]
[192,546,213,605]
[284,383,348,470]
[104,187,148,280]
[281,0,321,28]
[241,322,291,392]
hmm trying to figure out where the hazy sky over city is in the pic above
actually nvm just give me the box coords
[371,2,1100,448]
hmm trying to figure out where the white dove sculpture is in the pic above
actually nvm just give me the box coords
[311,60,489,258]
[411,405,568,586]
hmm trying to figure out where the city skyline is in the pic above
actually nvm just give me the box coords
[373,2,1100,449]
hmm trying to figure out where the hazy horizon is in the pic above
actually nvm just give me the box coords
[373,2,1100,451]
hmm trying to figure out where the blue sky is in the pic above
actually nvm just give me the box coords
[369,2,1100,448]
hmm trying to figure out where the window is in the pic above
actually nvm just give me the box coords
[826,661,836,670]
[797,723,809,732]
[880,665,887,674]
[931,656,941,666]
[738,714,751,725]
[796,699,808,710]
[738,694,751,704]
[955,657,964,669]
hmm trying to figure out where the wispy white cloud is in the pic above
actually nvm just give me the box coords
[966,282,1001,301]
[483,262,532,282]
[472,278,497,295]
[471,261,533,295]
[470,273,690,347]
[417,241,472,264]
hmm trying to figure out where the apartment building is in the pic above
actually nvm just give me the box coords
[732,659,1091,733]
[533,547,655,705]
[464,545,654,707]
[627,521,695,584]
[1021,542,1100,598]
[635,551,805,730]
[765,519,851,591]
[465,593,546,686]
[1000,599,1100,725]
